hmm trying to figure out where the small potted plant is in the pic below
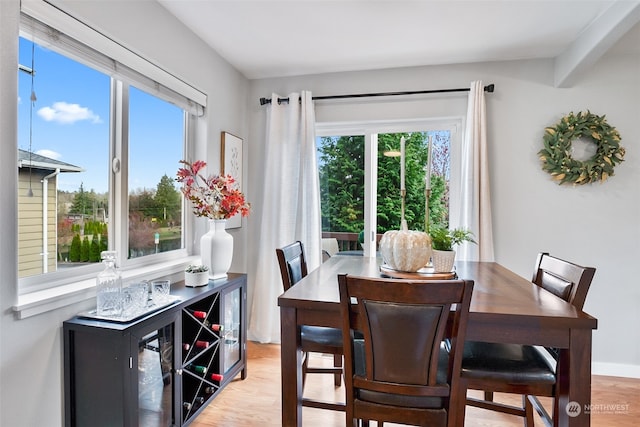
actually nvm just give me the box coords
[429,226,476,272]
[185,264,210,287]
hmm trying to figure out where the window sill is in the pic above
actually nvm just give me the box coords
[13,256,199,319]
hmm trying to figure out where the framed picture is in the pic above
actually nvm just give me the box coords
[221,132,243,229]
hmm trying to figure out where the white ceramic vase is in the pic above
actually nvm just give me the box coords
[200,219,233,280]
[432,249,456,273]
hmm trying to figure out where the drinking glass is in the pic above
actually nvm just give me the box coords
[151,280,171,304]
[122,282,149,316]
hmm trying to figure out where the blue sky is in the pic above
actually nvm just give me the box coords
[18,37,183,194]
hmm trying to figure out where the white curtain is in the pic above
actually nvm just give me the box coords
[248,91,321,343]
[452,81,495,262]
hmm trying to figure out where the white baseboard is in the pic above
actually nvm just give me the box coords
[593,362,640,379]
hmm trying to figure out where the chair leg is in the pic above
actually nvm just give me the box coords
[528,395,553,427]
[523,395,534,427]
[333,354,343,386]
[301,351,309,388]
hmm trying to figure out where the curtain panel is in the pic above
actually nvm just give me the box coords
[452,81,495,262]
[248,91,321,343]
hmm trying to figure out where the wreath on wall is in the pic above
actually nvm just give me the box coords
[538,111,625,185]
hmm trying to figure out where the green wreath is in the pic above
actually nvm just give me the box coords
[538,111,625,185]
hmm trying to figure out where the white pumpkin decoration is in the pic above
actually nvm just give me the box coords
[379,230,432,272]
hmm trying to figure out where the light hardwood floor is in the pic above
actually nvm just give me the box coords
[192,341,639,426]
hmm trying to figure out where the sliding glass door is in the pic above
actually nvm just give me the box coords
[316,119,460,256]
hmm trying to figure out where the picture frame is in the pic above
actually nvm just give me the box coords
[221,131,243,229]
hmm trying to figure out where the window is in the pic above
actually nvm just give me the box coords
[316,119,460,256]
[17,6,205,294]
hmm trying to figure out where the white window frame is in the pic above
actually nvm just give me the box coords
[316,117,462,258]
[15,1,205,316]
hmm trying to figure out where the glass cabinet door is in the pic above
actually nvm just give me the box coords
[222,287,241,372]
[138,325,174,426]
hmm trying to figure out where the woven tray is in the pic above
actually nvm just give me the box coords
[380,264,457,280]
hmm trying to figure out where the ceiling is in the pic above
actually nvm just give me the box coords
[158,1,640,83]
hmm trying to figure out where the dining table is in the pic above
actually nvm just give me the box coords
[278,254,598,426]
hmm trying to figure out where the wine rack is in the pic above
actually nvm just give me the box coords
[180,293,225,424]
[64,274,246,427]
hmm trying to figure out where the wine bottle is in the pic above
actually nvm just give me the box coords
[204,321,224,332]
[188,309,207,320]
[195,396,205,404]
[182,343,191,351]
[204,386,216,394]
[183,402,192,411]
[188,364,207,374]
[210,373,224,382]
[194,340,210,349]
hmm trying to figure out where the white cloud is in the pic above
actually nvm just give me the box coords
[35,149,62,160]
[38,101,102,124]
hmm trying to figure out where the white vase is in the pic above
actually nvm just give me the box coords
[200,219,233,280]
[432,249,456,273]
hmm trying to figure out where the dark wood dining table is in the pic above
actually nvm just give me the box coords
[278,255,597,426]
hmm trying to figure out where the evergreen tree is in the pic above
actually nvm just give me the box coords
[154,174,181,223]
[80,236,91,262]
[129,189,156,220]
[318,132,449,235]
[69,234,82,262]
[70,183,95,216]
[90,234,101,262]
[318,135,365,233]
[100,230,108,254]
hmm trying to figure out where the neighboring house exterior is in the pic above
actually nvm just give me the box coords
[17,149,83,277]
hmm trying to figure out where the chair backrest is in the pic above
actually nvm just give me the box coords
[276,241,308,291]
[338,274,474,426]
[531,252,596,310]
[321,237,340,256]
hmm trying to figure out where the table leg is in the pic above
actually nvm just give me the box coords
[556,328,592,426]
[280,306,303,427]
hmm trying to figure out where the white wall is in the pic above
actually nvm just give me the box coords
[247,38,640,376]
[0,1,250,425]
[1,0,638,425]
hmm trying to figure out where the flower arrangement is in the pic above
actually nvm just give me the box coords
[176,160,250,220]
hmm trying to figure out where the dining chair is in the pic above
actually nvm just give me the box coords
[276,241,345,412]
[459,252,596,426]
[338,274,474,427]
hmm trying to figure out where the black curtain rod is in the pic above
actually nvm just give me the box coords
[259,83,494,105]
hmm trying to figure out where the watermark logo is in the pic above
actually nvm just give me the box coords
[565,401,631,417]
[584,403,630,415]
[566,401,581,417]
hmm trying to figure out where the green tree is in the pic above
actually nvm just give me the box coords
[69,234,82,262]
[318,135,365,233]
[318,132,449,235]
[100,229,108,253]
[154,174,181,223]
[80,236,91,262]
[90,234,101,262]
[70,183,96,216]
[129,189,157,220]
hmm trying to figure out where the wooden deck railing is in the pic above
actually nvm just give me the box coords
[322,231,383,252]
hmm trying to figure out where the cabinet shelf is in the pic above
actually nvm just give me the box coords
[64,274,247,427]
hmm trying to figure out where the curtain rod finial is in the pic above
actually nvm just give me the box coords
[485,84,495,93]
[259,97,271,106]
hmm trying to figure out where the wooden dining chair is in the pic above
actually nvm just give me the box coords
[276,241,345,412]
[338,274,474,427]
[459,252,596,426]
